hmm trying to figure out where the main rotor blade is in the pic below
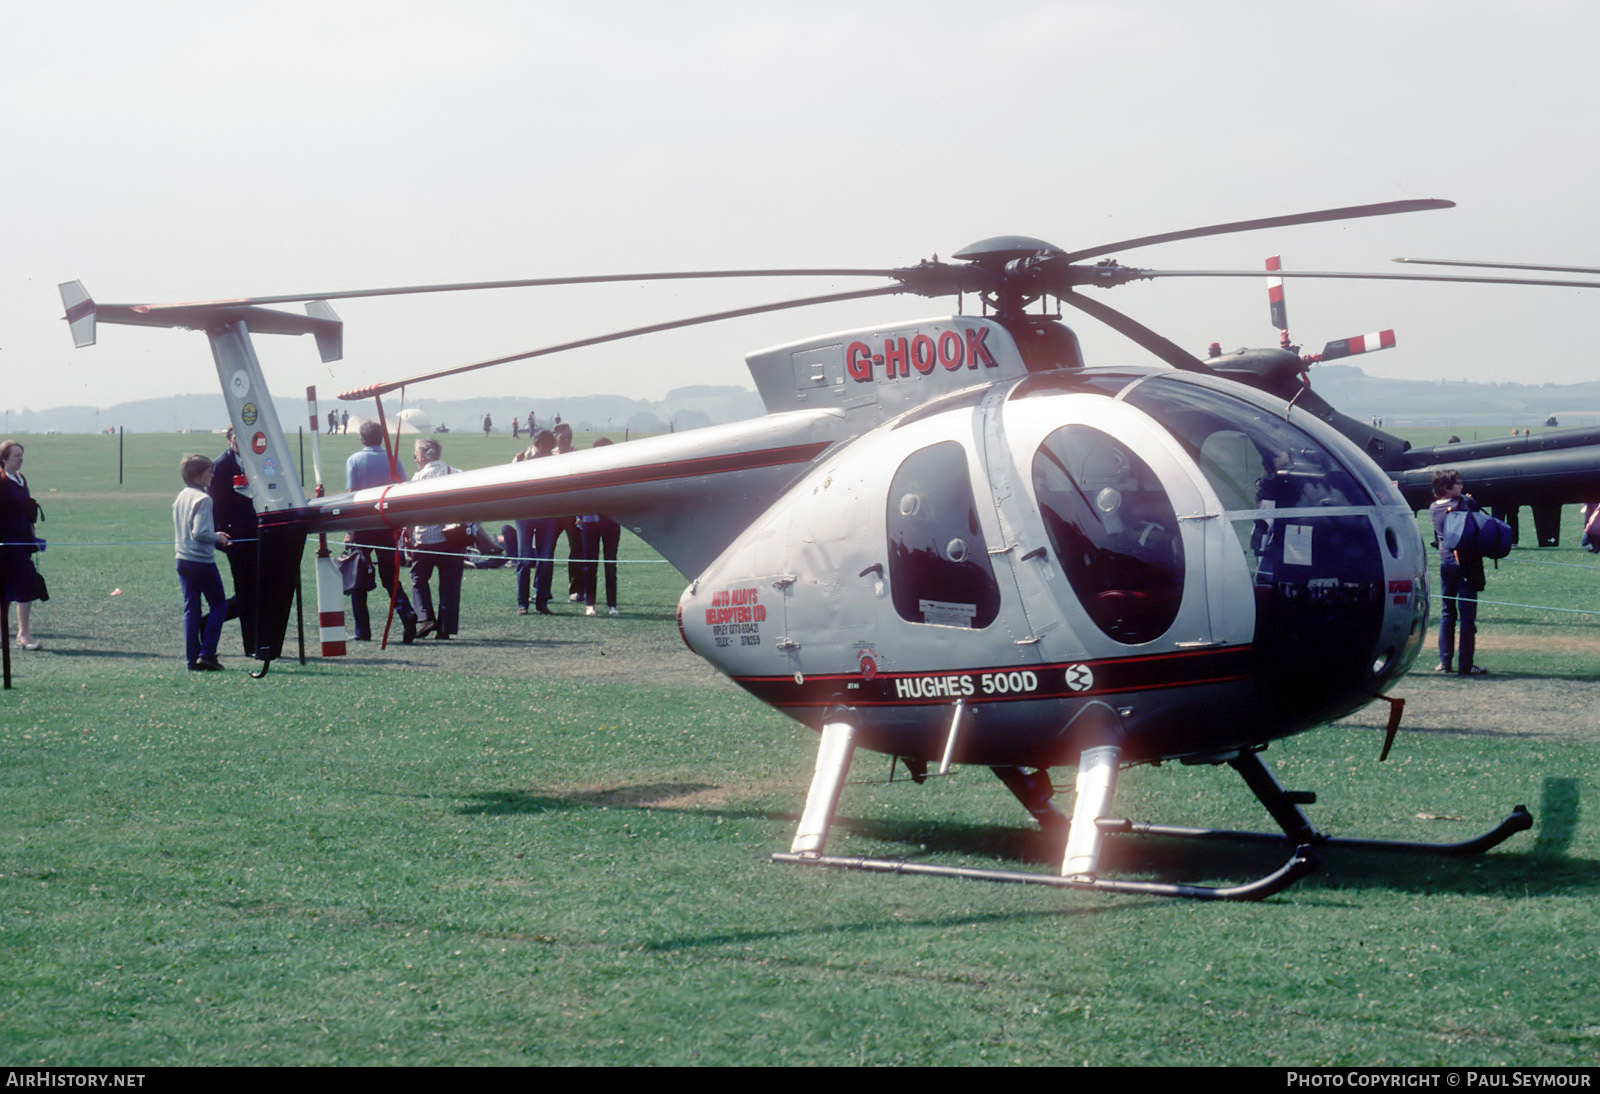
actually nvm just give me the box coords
[1061,199,1455,264]
[1115,267,1600,290]
[141,268,906,310]
[338,285,910,400]
[1394,257,1600,276]
[1058,290,1214,374]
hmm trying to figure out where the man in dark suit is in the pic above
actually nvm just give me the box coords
[209,426,260,657]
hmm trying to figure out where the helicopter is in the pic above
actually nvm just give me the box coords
[63,198,1587,901]
[1208,256,1600,547]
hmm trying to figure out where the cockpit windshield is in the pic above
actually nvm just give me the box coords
[1119,379,1373,511]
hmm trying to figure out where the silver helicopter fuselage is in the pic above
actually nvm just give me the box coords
[299,313,1425,769]
[678,354,1427,769]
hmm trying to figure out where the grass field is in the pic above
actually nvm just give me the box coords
[1,428,1597,1066]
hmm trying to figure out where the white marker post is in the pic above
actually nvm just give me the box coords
[307,386,347,656]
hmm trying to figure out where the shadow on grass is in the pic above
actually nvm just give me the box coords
[1445,670,1600,683]
[460,783,721,815]
[460,775,1595,901]
[823,814,1600,902]
[10,644,162,661]
[1478,612,1600,629]
[643,901,1138,954]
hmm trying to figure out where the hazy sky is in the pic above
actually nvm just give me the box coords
[5,1,1599,415]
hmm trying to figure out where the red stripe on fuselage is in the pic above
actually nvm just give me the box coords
[730,645,1254,708]
[733,644,1250,686]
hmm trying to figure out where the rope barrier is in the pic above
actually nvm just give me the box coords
[1494,555,1600,572]
[1428,592,1600,617]
[366,542,670,565]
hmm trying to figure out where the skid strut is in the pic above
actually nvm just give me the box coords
[1063,745,1120,878]
[790,714,857,856]
[990,766,1067,833]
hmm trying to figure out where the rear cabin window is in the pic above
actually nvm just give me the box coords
[1033,425,1185,644]
[886,442,1001,628]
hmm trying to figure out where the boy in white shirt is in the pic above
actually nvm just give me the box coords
[173,454,232,671]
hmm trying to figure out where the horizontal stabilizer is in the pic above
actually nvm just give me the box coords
[54,288,342,351]
[1318,329,1395,361]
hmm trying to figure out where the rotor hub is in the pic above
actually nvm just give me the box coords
[951,235,1065,268]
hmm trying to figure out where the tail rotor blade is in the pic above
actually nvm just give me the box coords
[1316,330,1396,362]
[1266,255,1288,337]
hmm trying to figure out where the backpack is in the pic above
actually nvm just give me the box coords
[1441,508,1514,560]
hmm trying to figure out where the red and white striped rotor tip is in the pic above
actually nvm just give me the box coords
[1313,329,1395,362]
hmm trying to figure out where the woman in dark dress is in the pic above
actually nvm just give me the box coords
[0,440,43,649]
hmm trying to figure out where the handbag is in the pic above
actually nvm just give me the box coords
[336,549,376,595]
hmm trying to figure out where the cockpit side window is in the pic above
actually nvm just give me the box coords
[1033,425,1185,644]
[886,441,1001,628]
[1198,430,1264,510]
[1122,380,1373,510]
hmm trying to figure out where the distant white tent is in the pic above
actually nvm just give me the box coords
[395,408,433,435]
[347,408,434,437]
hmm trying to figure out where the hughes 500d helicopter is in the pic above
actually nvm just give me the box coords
[65,199,1586,901]
[1210,256,1600,547]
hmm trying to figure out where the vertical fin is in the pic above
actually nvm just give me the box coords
[306,299,343,363]
[58,282,97,348]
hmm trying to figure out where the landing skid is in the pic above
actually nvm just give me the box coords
[770,846,1319,902]
[1148,749,1536,858]
[773,714,1533,902]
